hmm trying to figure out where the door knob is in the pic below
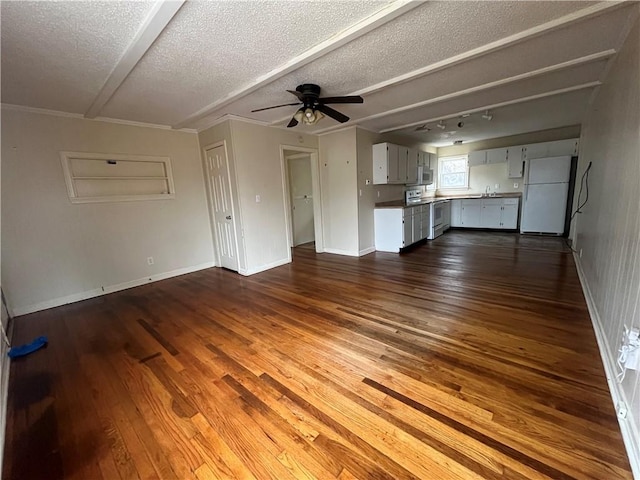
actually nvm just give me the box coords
[225,215,231,220]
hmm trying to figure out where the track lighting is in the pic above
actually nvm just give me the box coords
[482,110,493,121]
[436,120,446,130]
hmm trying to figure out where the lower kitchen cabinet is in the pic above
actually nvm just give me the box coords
[375,205,431,252]
[450,197,519,229]
[461,200,483,228]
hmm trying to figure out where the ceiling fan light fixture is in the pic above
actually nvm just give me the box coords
[300,108,324,125]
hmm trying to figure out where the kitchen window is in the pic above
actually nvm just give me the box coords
[438,155,468,189]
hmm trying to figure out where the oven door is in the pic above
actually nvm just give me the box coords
[433,202,444,227]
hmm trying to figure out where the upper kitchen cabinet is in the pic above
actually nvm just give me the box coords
[523,139,579,159]
[468,150,487,167]
[406,148,419,184]
[397,146,409,183]
[373,143,402,184]
[486,147,508,164]
[507,146,525,178]
[373,143,433,185]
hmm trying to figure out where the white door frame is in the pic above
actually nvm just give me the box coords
[280,145,324,253]
[202,140,241,270]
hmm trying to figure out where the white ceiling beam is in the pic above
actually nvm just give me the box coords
[311,50,615,135]
[378,82,601,134]
[272,0,628,127]
[171,0,422,130]
[85,0,185,119]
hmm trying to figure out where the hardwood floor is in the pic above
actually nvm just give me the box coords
[3,231,632,479]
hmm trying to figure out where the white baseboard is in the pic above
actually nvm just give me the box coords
[574,253,640,479]
[12,262,216,316]
[239,257,291,276]
[323,247,360,257]
[358,246,376,256]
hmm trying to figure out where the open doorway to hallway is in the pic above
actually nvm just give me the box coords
[281,146,323,253]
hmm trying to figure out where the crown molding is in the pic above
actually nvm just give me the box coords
[196,114,271,133]
[2,103,197,133]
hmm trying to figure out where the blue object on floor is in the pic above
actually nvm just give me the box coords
[8,336,48,358]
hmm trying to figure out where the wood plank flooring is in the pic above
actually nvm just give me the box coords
[3,231,633,479]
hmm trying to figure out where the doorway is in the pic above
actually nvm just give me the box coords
[281,146,323,253]
[204,142,239,271]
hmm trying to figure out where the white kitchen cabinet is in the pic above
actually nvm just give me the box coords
[421,208,430,238]
[373,143,402,184]
[406,149,419,184]
[502,199,519,229]
[457,197,520,229]
[486,148,508,164]
[507,146,525,178]
[450,199,462,227]
[461,200,483,227]
[397,146,408,183]
[374,205,430,252]
[403,208,413,247]
[468,150,487,166]
[523,138,579,159]
[481,198,503,228]
[428,152,437,169]
[411,207,422,243]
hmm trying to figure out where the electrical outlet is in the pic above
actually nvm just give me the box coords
[494,183,500,190]
[377,191,380,198]
[255,195,261,203]
[513,182,518,188]
[147,257,154,265]
[365,179,371,185]
[579,248,583,258]
[617,402,628,419]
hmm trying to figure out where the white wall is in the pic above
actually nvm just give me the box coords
[437,125,581,196]
[199,120,317,274]
[571,16,640,477]
[319,128,359,256]
[1,109,214,315]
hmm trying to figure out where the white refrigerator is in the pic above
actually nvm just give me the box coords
[520,156,571,235]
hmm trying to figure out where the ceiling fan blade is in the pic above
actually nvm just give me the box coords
[251,102,301,113]
[287,117,299,128]
[287,89,305,101]
[316,104,349,123]
[318,96,364,104]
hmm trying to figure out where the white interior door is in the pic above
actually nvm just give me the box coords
[288,156,315,246]
[206,145,238,271]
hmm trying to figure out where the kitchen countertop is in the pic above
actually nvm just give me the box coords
[375,192,522,209]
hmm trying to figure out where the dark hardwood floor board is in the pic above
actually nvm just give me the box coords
[3,231,632,480]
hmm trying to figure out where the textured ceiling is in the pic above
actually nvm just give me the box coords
[1,1,155,113]
[99,0,391,125]
[1,0,638,145]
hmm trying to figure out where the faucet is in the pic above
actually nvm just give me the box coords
[484,185,490,197]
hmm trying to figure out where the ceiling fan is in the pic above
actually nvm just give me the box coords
[251,84,363,127]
